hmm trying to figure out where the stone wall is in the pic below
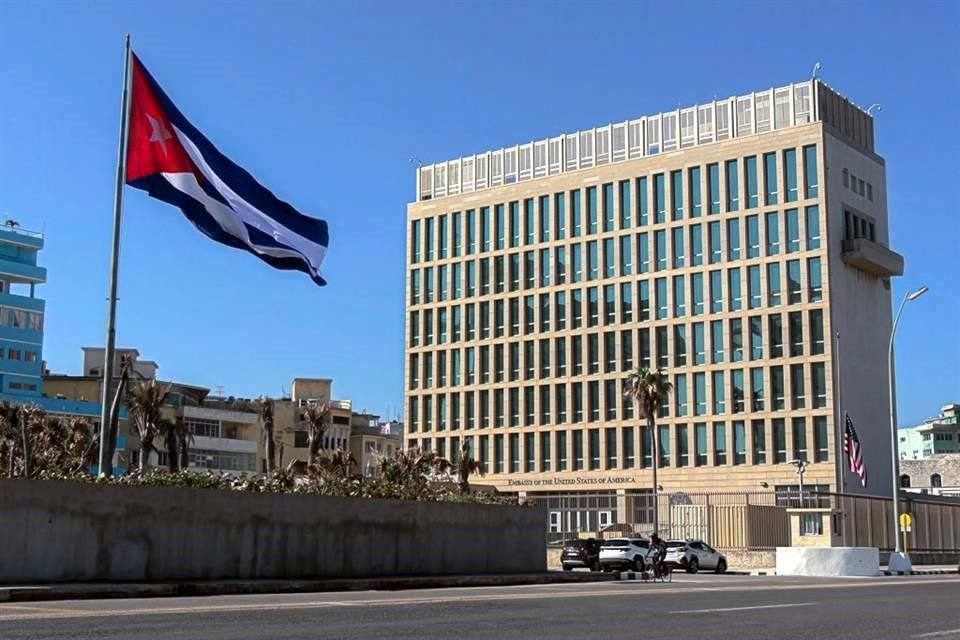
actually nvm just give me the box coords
[0,480,546,583]
[900,455,960,488]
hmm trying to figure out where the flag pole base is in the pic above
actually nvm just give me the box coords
[888,552,913,573]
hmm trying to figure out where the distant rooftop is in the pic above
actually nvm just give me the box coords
[414,78,872,203]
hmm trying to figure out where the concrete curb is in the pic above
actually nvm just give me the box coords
[0,572,619,603]
[882,569,959,576]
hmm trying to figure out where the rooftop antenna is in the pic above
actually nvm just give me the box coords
[867,103,882,115]
[811,61,822,81]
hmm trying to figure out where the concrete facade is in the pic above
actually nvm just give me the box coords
[0,479,546,583]
[899,404,960,460]
[403,80,900,536]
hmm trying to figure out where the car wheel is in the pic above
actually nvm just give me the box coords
[562,564,572,571]
[633,557,645,572]
[716,559,727,574]
[688,557,699,574]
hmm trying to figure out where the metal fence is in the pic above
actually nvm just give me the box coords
[532,489,960,553]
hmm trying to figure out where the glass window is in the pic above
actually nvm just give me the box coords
[586,187,598,234]
[767,262,782,307]
[748,265,761,309]
[725,159,739,212]
[712,370,726,414]
[604,285,616,325]
[637,232,649,273]
[805,205,820,250]
[672,227,685,268]
[728,267,742,311]
[438,214,448,258]
[784,149,798,202]
[620,180,632,229]
[692,321,705,364]
[708,163,720,214]
[655,278,668,320]
[791,363,805,410]
[524,199,535,245]
[655,230,667,271]
[789,311,804,357]
[656,326,669,368]
[808,257,822,302]
[769,314,783,358]
[689,166,702,218]
[751,366,765,411]
[708,221,722,264]
[620,235,632,276]
[763,152,778,205]
[539,195,550,243]
[727,218,741,261]
[812,362,827,408]
[746,215,760,258]
[639,328,651,368]
[745,156,758,209]
[555,193,566,240]
[623,427,635,468]
[571,190,582,237]
[604,238,615,278]
[765,211,780,256]
[750,316,763,360]
[733,421,746,464]
[731,369,745,413]
[695,422,708,465]
[641,426,652,468]
[694,373,707,416]
[621,329,633,371]
[752,419,767,464]
[674,324,687,366]
[589,382,600,422]
[786,208,800,253]
[690,224,703,266]
[452,212,462,257]
[494,204,504,250]
[730,317,744,362]
[677,424,689,467]
[771,365,785,411]
[792,416,807,461]
[810,309,824,355]
[509,201,520,248]
[692,273,704,316]
[603,183,615,232]
[638,280,649,321]
[637,177,648,226]
[675,374,688,417]
[711,319,724,364]
[710,270,723,313]
[673,275,686,317]
[714,422,727,465]
[671,170,684,220]
[654,174,666,223]
[814,416,829,462]
[787,260,802,304]
[424,217,434,260]
[411,220,421,264]
[587,241,599,280]
[658,425,671,467]
[803,145,818,199]
[773,418,787,463]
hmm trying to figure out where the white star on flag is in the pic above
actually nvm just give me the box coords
[145,112,172,156]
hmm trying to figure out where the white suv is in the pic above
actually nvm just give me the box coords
[664,539,727,573]
[599,537,650,572]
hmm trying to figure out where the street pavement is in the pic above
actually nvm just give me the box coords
[1,573,958,639]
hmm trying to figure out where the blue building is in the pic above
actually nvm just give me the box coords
[0,222,102,421]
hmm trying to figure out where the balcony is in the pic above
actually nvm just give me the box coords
[0,257,46,284]
[0,226,43,250]
[841,238,904,278]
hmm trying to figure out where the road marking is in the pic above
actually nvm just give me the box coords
[1,577,958,622]
[670,602,815,614]
[914,630,960,638]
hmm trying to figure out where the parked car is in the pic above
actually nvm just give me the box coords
[663,539,727,573]
[560,538,602,571]
[599,537,650,572]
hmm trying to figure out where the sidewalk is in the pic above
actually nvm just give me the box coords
[0,572,618,603]
[728,565,959,576]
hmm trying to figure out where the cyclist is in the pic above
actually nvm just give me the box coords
[647,533,668,578]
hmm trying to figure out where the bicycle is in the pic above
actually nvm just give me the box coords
[641,554,672,583]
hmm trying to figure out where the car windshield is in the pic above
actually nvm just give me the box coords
[604,538,629,546]
[666,541,686,548]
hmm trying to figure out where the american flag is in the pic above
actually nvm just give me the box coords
[843,413,868,487]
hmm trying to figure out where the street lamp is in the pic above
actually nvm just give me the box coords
[888,286,928,573]
[790,459,808,507]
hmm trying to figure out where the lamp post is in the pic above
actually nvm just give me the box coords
[791,459,808,507]
[888,286,928,573]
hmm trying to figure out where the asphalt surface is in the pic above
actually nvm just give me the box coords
[1,574,958,640]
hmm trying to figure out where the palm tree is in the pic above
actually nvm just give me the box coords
[158,418,180,472]
[0,402,21,478]
[259,397,276,474]
[128,380,170,472]
[623,367,672,535]
[302,401,331,466]
[453,441,484,495]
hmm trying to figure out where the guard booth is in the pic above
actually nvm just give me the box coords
[786,507,843,547]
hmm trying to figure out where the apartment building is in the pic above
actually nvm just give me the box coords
[899,404,960,460]
[404,79,902,531]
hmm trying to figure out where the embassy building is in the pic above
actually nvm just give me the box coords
[404,79,902,534]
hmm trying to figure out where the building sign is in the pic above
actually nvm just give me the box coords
[506,476,638,488]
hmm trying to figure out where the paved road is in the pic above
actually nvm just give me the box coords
[1,574,958,640]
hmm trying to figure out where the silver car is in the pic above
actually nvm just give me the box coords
[664,539,727,573]
[599,537,650,572]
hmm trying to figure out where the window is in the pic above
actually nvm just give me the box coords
[690,224,703,266]
[675,374,688,417]
[767,262,782,307]
[730,317,743,362]
[605,427,617,469]
[800,512,822,537]
[733,421,746,465]
[555,193,566,239]
[654,230,667,271]
[772,418,787,463]
[771,366,785,411]
[803,145,818,199]
[786,208,800,253]
[621,329,633,371]
[694,423,708,466]
[556,430,568,470]
[588,333,599,373]
[731,369,745,413]
[692,322,705,365]
[589,428,600,469]
[812,363,827,408]
[765,211,780,256]
[769,314,784,358]
[725,159,739,212]
[623,427,635,468]
[728,267,742,311]
[712,370,726,414]
[763,153,778,205]
[636,177,649,226]
[571,190,582,237]
[694,373,707,416]
[587,241,599,280]
[932,474,943,488]
[619,180,632,229]
[673,276,686,317]
[714,422,727,465]
[752,419,767,464]
[509,433,520,472]
[438,214,448,258]
[604,238,615,278]
[708,221,722,264]
[808,258,822,302]
[620,235,632,276]
[689,166,703,218]
[692,273,704,316]
[790,363,805,410]
[792,417,808,461]
[677,424,689,467]
[745,155,758,208]
[746,215,760,258]
[710,270,723,313]
[656,326,669,369]
[604,331,617,373]
[784,149,798,202]
[587,186,598,234]
[708,163,720,214]
[805,205,821,250]
[814,416,829,462]
[789,311,804,357]
[671,170,684,220]
[711,320,724,364]
[655,278,668,320]
[672,227,685,268]
[654,174,666,223]
[658,425,671,467]
[727,218,741,260]
[749,316,763,361]
[748,265,761,309]
[411,220,421,263]
[603,183,615,232]
[674,325,687,367]
[787,260,802,304]
[524,251,535,289]
[810,309,824,355]
[900,474,911,488]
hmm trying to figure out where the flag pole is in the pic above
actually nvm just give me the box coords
[97,34,133,476]
[834,330,846,493]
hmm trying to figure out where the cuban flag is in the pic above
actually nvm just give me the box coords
[125,54,328,285]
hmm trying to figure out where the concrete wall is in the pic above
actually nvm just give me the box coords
[0,480,545,583]
[776,546,880,577]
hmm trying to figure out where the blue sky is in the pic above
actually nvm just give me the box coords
[0,1,956,426]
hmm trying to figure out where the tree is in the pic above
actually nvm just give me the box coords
[259,397,276,474]
[0,403,21,478]
[623,367,672,535]
[128,379,170,472]
[453,441,483,495]
[376,447,450,500]
[302,401,331,466]
[100,354,132,476]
